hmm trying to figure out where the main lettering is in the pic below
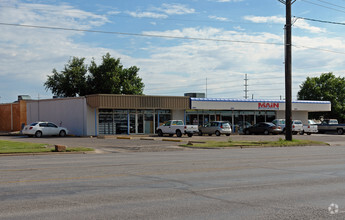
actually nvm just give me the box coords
[258,102,279,110]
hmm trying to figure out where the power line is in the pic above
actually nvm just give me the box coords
[313,0,345,10]
[295,16,345,26]
[0,22,284,46]
[1,22,345,55]
[299,0,345,14]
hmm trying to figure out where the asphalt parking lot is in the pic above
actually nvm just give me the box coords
[1,133,345,153]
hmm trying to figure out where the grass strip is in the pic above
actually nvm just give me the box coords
[182,139,328,148]
[0,140,93,154]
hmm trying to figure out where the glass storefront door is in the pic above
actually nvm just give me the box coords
[138,114,144,133]
[130,113,144,134]
[144,112,154,134]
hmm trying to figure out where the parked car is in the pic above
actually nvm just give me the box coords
[301,120,318,135]
[198,121,232,136]
[292,120,303,135]
[22,122,68,138]
[272,119,286,132]
[156,120,198,137]
[244,122,282,135]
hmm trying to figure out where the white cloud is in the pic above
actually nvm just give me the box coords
[293,19,326,34]
[244,15,285,24]
[126,11,168,19]
[209,15,229,21]
[155,3,195,15]
[243,15,326,33]
[126,3,195,19]
[137,27,345,99]
[0,1,119,101]
[0,1,343,102]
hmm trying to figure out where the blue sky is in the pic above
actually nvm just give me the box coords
[1,0,345,103]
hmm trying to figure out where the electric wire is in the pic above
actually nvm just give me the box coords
[313,0,345,10]
[2,22,345,55]
[0,22,284,46]
[299,0,345,14]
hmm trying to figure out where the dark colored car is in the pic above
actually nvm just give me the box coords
[243,122,282,135]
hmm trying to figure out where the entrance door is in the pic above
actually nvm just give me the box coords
[129,113,144,134]
[138,114,144,133]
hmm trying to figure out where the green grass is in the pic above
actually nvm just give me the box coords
[183,138,328,148]
[0,140,94,154]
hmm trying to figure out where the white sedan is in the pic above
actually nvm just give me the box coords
[22,122,68,138]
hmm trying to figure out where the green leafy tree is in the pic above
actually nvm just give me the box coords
[44,53,144,96]
[44,57,88,97]
[297,72,345,121]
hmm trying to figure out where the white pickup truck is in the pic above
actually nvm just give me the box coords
[156,120,198,137]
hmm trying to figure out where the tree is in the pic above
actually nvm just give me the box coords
[44,53,144,96]
[297,72,345,122]
[44,57,88,97]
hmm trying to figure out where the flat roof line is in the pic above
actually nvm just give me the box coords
[191,98,331,104]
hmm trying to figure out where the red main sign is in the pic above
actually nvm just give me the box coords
[258,102,280,110]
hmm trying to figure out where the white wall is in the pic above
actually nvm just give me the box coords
[26,97,87,136]
[276,111,309,124]
[86,105,97,136]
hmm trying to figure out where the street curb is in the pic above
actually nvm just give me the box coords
[162,139,183,142]
[117,136,132,140]
[0,151,90,157]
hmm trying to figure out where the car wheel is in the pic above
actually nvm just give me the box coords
[292,131,298,135]
[198,130,203,136]
[157,129,163,137]
[215,130,221,136]
[307,132,311,135]
[264,130,269,135]
[35,131,42,138]
[245,130,251,135]
[337,129,344,135]
[176,130,182,137]
[187,133,193,137]
[299,130,304,135]
[59,130,66,137]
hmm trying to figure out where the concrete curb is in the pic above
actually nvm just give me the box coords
[117,136,132,140]
[162,139,183,142]
[0,151,89,157]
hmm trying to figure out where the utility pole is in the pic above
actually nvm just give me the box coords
[279,0,295,141]
[206,77,208,98]
[244,74,249,99]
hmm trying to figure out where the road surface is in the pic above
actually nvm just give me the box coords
[1,143,345,219]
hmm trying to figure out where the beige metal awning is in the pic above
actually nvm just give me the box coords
[86,94,190,110]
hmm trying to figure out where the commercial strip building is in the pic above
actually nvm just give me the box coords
[0,94,331,136]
